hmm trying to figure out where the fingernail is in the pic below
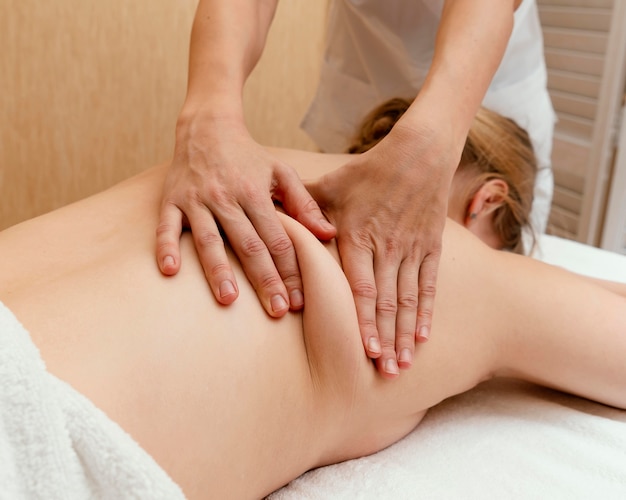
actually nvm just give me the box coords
[289,289,304,309]
[367,337,381,355]
[384,358,400,376]
[398,348,412,366]
[219,280,236,299]
[271,294,288,314]
[163,255,175,269]
[417,326,430,341]
[320,219,334,232]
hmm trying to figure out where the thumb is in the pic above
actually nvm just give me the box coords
[276,169,336,240]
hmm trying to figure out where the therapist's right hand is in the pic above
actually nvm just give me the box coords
[156,116,336,318]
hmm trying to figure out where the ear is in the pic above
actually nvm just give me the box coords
[464,179,509,226]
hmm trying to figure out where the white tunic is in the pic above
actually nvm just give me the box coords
[301,0,556,234]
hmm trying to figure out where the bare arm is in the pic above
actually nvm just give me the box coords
[495,254,626,410]
[182,0,277,117]
[403,0,522,142]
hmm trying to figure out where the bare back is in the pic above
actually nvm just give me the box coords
[1,162,625,498]
[0,164,494,497]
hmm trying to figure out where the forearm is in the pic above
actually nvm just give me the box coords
[399,0,518,164]
[181,0,279,121]
[497,256,626,409]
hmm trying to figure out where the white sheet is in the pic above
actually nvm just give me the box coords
[270,235,626,500]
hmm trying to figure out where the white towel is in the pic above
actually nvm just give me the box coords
[0,301,185,500]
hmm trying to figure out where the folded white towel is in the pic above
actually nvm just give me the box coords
[0,301,185,500]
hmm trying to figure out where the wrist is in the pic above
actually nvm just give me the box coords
[179,88,245,123]
[176,97,246,137]
[392,105,464,182]
[173,108,251,163]
[402,87,472,146]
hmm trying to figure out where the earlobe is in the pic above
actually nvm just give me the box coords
[464,200,481,227]
[464,179,509,226]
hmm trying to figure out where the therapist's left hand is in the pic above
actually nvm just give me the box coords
[307,123,456,379]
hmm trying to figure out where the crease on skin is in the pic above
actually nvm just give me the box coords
[301,315,321,396]
[345,356,364,425]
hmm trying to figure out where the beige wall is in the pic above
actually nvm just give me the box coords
[244,1,328,150]
[0,0,328,230]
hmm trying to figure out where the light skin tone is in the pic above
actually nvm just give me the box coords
[1,150,625,499]
[156,0,523,377]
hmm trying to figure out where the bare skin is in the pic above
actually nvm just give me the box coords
[157,0,522,378]
[1,153,625,498]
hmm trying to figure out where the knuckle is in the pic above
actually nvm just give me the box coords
[428,239,443,254]
[256,272,283,292]
[379,336,396,350]
[351,279,377,300]
[273,160,292,176]
[181,185,203,206]
[195,230,224,250]
[239,235,267,258]
[297,196,323,218]
[376,298,398,316]
[417,306,434,322]
[183,179,233,211]
[201,186,231,211]
[155,221,176,239]
[345,228,373,250]
[278,265,301,285]
[155,240,176,258]
[266,233,293,257]
[383,238,401,258]
[419,283,437,298]
[396,329,415,342]
[160,195,180,209]
[240,181,265,205]
[358,317,377,334]
[397,292,418,310]
[207,262,230,281]
[301,196,320,212]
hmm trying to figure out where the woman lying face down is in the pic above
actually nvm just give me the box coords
[0,109,624,499]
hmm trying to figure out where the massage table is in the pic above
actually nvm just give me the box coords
[270,234,626,500]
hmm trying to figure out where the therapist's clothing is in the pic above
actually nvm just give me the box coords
[301,0,556,235]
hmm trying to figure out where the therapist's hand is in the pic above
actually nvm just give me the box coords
[307,123,455,379]
[156,117,336,317]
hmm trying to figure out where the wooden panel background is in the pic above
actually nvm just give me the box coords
[538,0,617,240]
[244,2,328,151]
[0,0,328,230]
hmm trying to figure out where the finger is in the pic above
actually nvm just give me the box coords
[186,203,239,306]
[246,198,304,311]
[276,168,336,240]
[219,203,290,318]
[339,240,383,361]
[395,255,419,369]
[415,251,441,342]
[372,249,401,379]
[156,203,184,276]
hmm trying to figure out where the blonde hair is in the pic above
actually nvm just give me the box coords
[347,98,537,254]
